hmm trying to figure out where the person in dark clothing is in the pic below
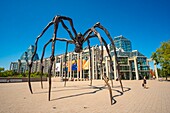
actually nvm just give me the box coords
[142,76,147,88]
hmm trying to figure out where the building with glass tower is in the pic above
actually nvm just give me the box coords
[10,36,158,80]
[114,35,132,52]
[10,45,39,73]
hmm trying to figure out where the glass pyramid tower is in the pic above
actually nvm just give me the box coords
[20,45,39,62]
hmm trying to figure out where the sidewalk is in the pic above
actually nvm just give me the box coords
[0,79,170,113]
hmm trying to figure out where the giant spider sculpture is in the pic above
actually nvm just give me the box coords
[28,15,124,105]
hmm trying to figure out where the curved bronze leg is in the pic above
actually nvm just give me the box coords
[28,21,53,94]
[40,39,53,89]
[101,37,114,88]
[94,23,124,92]
[48,62,52,101]
[91,28,113,105]
[99,42,113,105]
[83,28,113,104]
[48,20,58,101]
[28,64,33,94]
[48,42,56,101]
[64,42,69,87]
[87,40,93,86]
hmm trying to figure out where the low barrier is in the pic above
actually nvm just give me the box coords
[0,77,47,83]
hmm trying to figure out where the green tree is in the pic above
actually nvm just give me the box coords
[151,40,170,80]
[0,67,4,72]
[0,67,5,77]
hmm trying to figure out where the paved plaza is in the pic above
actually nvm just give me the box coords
[0,79,170,113]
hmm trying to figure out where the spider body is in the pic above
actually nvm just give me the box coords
[74,33,84,53]
[28,15,124,105]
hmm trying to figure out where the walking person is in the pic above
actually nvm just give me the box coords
[142,76,147,88]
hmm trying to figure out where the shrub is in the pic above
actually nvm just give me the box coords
[0,70,48,78]
[0,70,13,77]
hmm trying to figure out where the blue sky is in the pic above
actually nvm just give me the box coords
[0,0,170,70]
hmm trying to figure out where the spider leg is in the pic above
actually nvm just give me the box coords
[85,35,114,87]
[40,39,53,89]
[29,15,76,99]
[48,44,55,101]
[83,29,91,41]
[28,21,54,94]
[53,38,74,87]
[54,38,74,87]
[84,30,114,86]
[42,37,73,101]
[93,23,124,92]
[57,16,77,36]
[55,37,75,44]
[85,28,113,105]
[49,37,73,101]
[87,39,93,86]
[52,15,77,42]
[83,30,93,85]
[64,42,69,87]
[60,20,76,42]
[47,20,60,101]
[101,37,114,88]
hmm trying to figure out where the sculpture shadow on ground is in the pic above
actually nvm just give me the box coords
[33,85,131,105]
[112,86,131,105]
[51,86,104,101]
[34,85,104,95]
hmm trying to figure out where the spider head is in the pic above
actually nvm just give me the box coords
[74,33,83,53]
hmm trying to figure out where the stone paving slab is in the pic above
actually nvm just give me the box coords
[0,79,170,113]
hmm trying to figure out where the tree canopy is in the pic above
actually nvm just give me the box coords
[0,67,4,72]
[151,40,170,79]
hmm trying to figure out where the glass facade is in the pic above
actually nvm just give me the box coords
[114,35,132,52]
[10,36,154,80]
[10,45,39,73]
[20,45,39,62]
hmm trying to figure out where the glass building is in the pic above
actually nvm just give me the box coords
[10,45,39,73]
[20,45,39,62]
[114,35,132,52]
[10,37,158,80]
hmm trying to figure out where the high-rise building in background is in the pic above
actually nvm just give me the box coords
[114,35,132,52]
[10,45,39,73]
[20,45,39,62]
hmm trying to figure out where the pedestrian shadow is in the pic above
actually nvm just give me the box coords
[144,87,149,89]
